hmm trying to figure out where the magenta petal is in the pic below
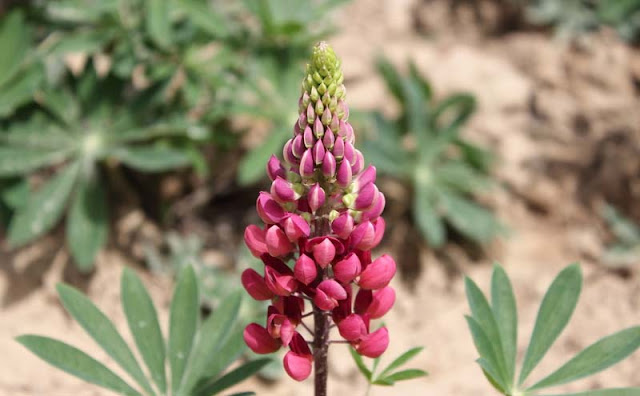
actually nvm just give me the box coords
[356,327,389,358]
[282,214,310,241]
[333,252,362,284]
[266,155,285,181]
[294,254,317,285]
[308,183,326,213]
[322,151,336,178]
[354,289,373,315]
[300,149,315,178]
[367,286,396,319]
[264,267,297,296]
[356,165,377,188]
[338,314,368,341]
[256,192,286,224]
[271,177,298,203]
[331,212,354,239]
[292,135,305,158]
[358,254,396,290]
[323,129,335,150]
[313,288,337,310]
[336,160,352,188]
[241,269,273,301]
[313,139,325,165]
[351,221,376,251]
[314,116,325,138]
[332,136,345,160]
[312,238,336,267]
[265,225,294,257]
[280,319,295,346]
[303,125,315,148]
[371,217,386,248]
[351,150,364,175]
[244,225,267,258]
[283,351,312,381]
[354,182,378,211]
[317,279,347,300]
[244,323,280,354]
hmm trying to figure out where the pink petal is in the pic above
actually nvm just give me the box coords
[265,225,294,257]
[317,279,347,300]
[244,323,280,354]
[294,254,318,285]
[244,225,267,258]
[312,238,336,267]
[367,286,396,319]
[256,192,286,224]
[282,214,310,242]
[266,155,285,181]
[356,327,389,358]
[241,269,273,301]
[331,212,354,239]
[333,253,362,284]
[358,254,396,290]
[283,351,312,381]
[338,314,367,341]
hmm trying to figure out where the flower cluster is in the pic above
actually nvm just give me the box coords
[242,42,396,382]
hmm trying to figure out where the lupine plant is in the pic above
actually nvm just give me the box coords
[360,57,501,248]
[601,205,640,268]
[18,265,269,396]
[466,263,640,395]
[240,42,407,395]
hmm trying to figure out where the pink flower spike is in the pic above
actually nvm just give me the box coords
[271,177,300,203]
[264,266,298,296]
[332,136,345,160]
[256,192,286,224]
[282,214,310,242]
[283,333,313,381]
[299,149,315,178]
[241,269,273,301]
[322,151,336,178]
[338,314,368,341]
[294,254,317,285]
[303,125,315,148]
[266,155,285,181]
[308,183,326,213]
[313,139,325,165]
[367,286,396,319]
[331,212,354,239]
[244,225,267,258]
[244,323,281,354]
[356,327,389,358]
[266,225,294,257]
[358,254,396,290]
[312,238,336,268]
[314,279,347,310]
[336,160,352,188]
[333,252,362,284]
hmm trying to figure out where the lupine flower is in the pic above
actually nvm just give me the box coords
[242,42,396,383]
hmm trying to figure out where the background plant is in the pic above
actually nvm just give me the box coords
[350,346,427,394]
[359,57,501,248]
[465,263,640,395]
[18,264,269,396]
[601,204,640,269]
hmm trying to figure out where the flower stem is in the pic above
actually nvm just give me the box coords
[313,305,330,396]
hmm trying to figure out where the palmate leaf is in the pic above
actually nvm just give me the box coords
[111,146,191,172]
[440,191,502,245]
[169,265,200,394]
[16,336,141,396]
[0,148,72,177]
[8,161,80,246]
[56,284,154,395]
[519,264,582,386]
[0,9,29,87]
[66,174,109,271]
[121,269,167,394]
[0,64,44,117]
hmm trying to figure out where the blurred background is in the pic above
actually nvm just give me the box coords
[1,0,639,394]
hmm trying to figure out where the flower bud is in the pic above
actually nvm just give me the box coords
[358,254,396,290]
[299,149,315,178]
[367,286,396,319]
[297,112,307,129]
[338,314,367,341]
[256,192,286,224]
[354,183,378,211]
[283,333,313,381]
[350,221,376,250]
[321,107,332,126]
[244,225,267,257]
[314,279,347,310]
[313,139,325,165]
[355,165,377,188]
[267,155,286,181]
[312,237,336,267]
[264,266,297,296]
[336,160,352,188]
[322,128,335,149]
[306,103,315,124]
[292,135,305,158]
[351,150,364,175]
[266,225,294,257]
[332,136,345,160]
[294,254,317,285]
[313,117,324,138]
[315,98,324,115]
[303,125,315,148]
[331,212,354,239]
[344,141,355,164]
[333,252,362,284]
[330,114,339,132]
[308,183,326,213]
[283,139,297,165]
[355,327,389,358]
[362,192,385,221]
[372,217,386,248]
[241,269,273,300]
[322,151,336,178]
[338,100,349,120]
[267,311,295,346]
[282,214,310,241]
[244,323,281,354]
[271,177,301,203]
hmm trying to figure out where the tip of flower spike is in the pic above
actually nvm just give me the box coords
[312,42,338,71]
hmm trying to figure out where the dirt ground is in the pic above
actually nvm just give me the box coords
[2,0,640,395]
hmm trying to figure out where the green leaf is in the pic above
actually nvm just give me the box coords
[48,31,106,56]
[413,167,445,247]
[478,358,507,394]
[195,329,247,384]
[111,124,190,143]
[0,64,44,117]
[350,347,372,381]
[430,94,476,132]
[147,0,172,48]
[491,264,518,385]
[465,315,507,392]
[111,146,190,172]
[465,277,509,387]
[375,56,405,108]
[193,358,271,396]
[16,335,141,396]
[121,268,167,394]
[8,162,79,246]
[379,369,428,383]
[542,389,640,396]
[180,292,242,394]
[66,175,108,271]
[519,264,583,386]
[0,10,29,87]
[408,61,432,102]
[169,265,199,395]
[440,191,502,244]
[56,284,154,395]
[0,148,71,177]
[237,131,288,185]
[360,112,410,178]
[529,327,640,391]
[176,0,229,37]
[378,347,424,378]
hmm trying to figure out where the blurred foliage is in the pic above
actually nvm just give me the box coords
[0,0,348,269]
[517,0,640,43]
[359,57,502,248]
[350,345,427,392]
[601,205,640,268]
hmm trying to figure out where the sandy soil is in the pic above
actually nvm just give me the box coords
[2,0,640,395]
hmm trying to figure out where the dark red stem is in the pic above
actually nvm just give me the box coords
[313,305,330,396]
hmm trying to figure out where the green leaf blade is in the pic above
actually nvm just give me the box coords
[350,347,372,381]
[121,268,167,394]
[111,146,190,172]
[380,368,428,383]
[529,327,640,391]
[56,284,154,395]
[491,264,518,385]
[465,315,508,392]
[146,0,172,48]
[193,358,271,396]
[378,347,424,378]
[17,335,141,396]
[519,264,583,386]
[542,389,640,396]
